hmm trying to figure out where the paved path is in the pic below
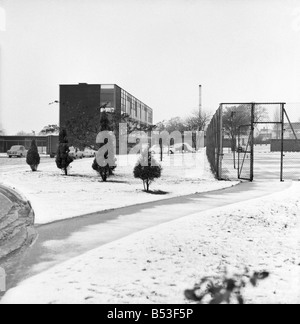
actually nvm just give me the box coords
[6,179,292,291]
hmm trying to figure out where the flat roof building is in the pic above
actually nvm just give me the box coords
[60,83,153,129]
[0,135,58,155]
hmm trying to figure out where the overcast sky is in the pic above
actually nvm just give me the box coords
[0,0,300,134]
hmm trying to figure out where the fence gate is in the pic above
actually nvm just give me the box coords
[206,102,299,182]
[238,125,253,181]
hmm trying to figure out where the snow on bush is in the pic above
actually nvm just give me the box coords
[55,129,74,176]
[134,149,162,192]
[92,137,117,182]
[26,140,40,172]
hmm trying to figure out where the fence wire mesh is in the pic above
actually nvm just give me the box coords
[282,103,300,180]
[206,102,300,181]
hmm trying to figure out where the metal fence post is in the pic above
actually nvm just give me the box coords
[238,126,240,179]
[250,103,255,181]
[218,105,223,180]
[280,104,285,182]
[214,115,218,178]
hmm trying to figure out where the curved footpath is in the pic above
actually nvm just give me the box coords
[5,179,292,292]
[0,185,36,290]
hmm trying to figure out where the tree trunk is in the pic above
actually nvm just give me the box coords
[232,135,237,169]
[30,165,38,172]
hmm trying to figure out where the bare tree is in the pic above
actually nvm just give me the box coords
[222,105,268,168]
[65,110,101,150]
[39,125,60,136]
[273,108,281,140]
[16,130,34,136]
[185,110,211,149]
[154,118,186,133]
[65,107,156,151]
[185,110,211,131]
[114,113,157,136]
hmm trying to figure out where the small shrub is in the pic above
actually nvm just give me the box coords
[92,158,116,182]
[56,129,74,176]
[134,150,162,192]
[185,268,269,305]
[26,140,40,171]
[92,138,117,182]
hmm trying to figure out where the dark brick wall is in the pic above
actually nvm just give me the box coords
[60,84,101,129]
[59,84,101,149]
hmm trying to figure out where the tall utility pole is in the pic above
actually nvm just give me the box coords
[199,85,202,117]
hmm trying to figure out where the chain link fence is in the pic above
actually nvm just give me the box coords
[282,103,300,180]
[206,102,300,181]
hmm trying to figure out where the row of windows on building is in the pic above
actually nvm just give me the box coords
[121,89,153,124]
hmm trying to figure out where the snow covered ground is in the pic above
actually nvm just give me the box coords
[2,181,299,304]
[221,151,300,181]
[0,152,238,224]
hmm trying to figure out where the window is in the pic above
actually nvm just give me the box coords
[148,110,153,124]
[101,87,115,109]
[134,100,138,118]
[119,88,152,124]
[131,98,135,117]
[126,96,131,115]
[121,90,126,113]
[141,104,145,122]
[140,105,142,120]
[121,101,126,113]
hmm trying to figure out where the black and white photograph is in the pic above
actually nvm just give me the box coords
[0,0,299,308]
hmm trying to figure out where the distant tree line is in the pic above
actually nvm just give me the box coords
[155,110,211,133]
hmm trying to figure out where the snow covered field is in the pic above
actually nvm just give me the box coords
[221,151,300,181]
[0,152,238,224]
[2,181,299,304]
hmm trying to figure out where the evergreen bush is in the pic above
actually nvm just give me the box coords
[134,149,162,192]
[92,137,117,182]
[26,140,40,171]
[55,129,74,175]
